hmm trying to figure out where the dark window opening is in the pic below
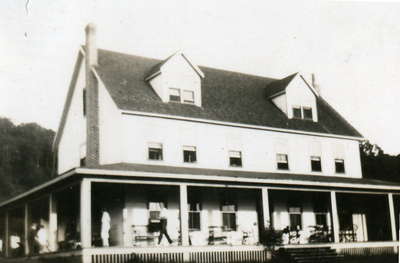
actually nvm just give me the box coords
[80,157,86,167]
[293,107,302,119]
[229,151,242,167]
[316,213,327,227]
[311,156,322,172]
[289,207,302,231]
[183,146,197,163]
[277,153,289,170]
[83,89,86,116]
[303,107,313,120]
[335,159,345,173]
[148,143,163,160]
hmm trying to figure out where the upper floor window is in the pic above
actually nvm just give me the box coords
[277,153,289,170]
[303,107,313,120]
[188,201,201,230]
[335,159,345,174]
[183,146,197,163]
[169,88,181,102]
[311,156,322,172]
[229,151,242,167]
[148,142,163,161]
[292,106,313,120]
[183,90,195,104]
[292,106,302,119]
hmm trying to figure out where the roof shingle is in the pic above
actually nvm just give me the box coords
[95,49,362,137]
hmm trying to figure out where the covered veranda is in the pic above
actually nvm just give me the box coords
[0,166,399,263]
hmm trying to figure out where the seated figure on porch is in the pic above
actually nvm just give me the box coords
[36,225,49,253]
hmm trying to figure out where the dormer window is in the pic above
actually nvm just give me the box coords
[169,88,181,102]
[292,106,313,121]
[183,90,195,104]
[293,106,302,119]
[303,107,313,120]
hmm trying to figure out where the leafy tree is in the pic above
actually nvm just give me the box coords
[0,117,55,202]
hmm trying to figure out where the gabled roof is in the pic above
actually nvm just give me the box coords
[267,73,297,97]
[95,49,362,138]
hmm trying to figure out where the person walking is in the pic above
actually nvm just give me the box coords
[158,205,172,245]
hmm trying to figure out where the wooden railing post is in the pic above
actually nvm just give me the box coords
[179,184,189,247]
[80,179,92,248]
[330,191,340,243]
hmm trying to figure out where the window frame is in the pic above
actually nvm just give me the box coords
[148,142,163,161]
[188,201,201,231]
[221,202,237,231]
[302,107,313,120]
[182,90,195,104]
[276,153,289,170]
[310,156,322,172]
[288,206,302,231]
[292,106,302,119]
[183,146,197,163]
[315,212,328,227]
[148,200,167,223]
[335,158,345,174]
[169,88,181,102]
[228,150,242,167]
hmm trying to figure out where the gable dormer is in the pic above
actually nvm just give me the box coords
[269,73,319,122]
[145,51,204,107]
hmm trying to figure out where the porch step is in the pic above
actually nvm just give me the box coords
[279,247,344,263]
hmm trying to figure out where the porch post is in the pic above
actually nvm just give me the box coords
[330,191,340,243]
[49,193,58,252]
[24,203,29,256]
[261,187,271,229]
[388,193,397,241]
[179,184,189,246]
[4,211,9,257]
[80,179,92,248]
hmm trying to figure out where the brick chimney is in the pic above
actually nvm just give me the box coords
[84,23,100,167]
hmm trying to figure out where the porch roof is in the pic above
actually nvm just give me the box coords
[85,162,400,190]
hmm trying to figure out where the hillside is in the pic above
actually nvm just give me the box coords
[0,117,55,202]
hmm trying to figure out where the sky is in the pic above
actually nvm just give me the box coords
[0,0,399,154]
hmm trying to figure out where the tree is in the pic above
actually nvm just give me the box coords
[0,117,55,202]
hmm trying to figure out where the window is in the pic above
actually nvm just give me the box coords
[335,159,345,173]
[183,146,197,163]
[303,107,313,120]
[183,90,195,104]
[188,202,201,230]
[83,89,86,116]
[221,202,237,231]
[292,106,302,119]
[148,201,166,223]
[311,156,322,172]
[289,207,302,231]
[229,151,242,167]
[277,153,289,170]
[169,88,181,102]
[315,213,327,227]
[148,143,163,160]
